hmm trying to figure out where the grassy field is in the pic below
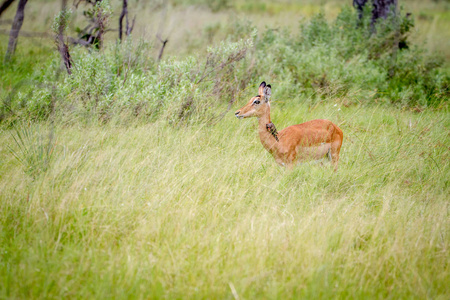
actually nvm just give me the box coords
[1,0,449,299]
[1,102,449,298]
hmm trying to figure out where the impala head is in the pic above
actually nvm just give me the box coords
[235,81,272,119]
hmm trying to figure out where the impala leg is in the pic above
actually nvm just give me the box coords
[327,148,332,161]
[330,140,341,171]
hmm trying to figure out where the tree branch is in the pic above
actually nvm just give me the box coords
[56,0,72,74]
[119,0,127,41]
[127,15,135,36]
[157,35,168,61]
[0,0,16,18]
[4,0,27,62]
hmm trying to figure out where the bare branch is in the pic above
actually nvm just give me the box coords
[119,0,135,41]
[5,0,27,62]
[74,0,83,8]
[68,36,91,46]
[96,7,104,49]
[157,36,168,61]
[155,2,170,62]
[119,0,127,41]
[56,0,72,74]
[127,15,135,36]
[0,0,16,18]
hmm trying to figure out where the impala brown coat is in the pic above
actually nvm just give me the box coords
[235,82,343,170]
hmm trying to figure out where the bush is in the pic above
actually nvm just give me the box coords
[1,4,448,126]
[252,5,449,108]
[1,37,253,125]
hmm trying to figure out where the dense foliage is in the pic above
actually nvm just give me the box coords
[1,4,448,126]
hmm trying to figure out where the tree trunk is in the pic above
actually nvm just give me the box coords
[119,0,135,41]
[95,0,105,49]
[57,0,72,74]
[0,0,16,18]
[4,0,27,62]
[119,0,127,41]
[353,0,397,25]
[354,0,401,77]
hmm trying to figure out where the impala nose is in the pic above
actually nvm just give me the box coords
[235,111,240,116]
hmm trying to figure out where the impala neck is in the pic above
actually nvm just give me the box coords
[257,107,279,152]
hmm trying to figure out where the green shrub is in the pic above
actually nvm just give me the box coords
[253,5,449,108]
[8,122,56,179]
[1,3,448,126]
[2,37,253,124]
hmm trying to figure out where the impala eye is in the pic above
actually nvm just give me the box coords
[253,100,260,105]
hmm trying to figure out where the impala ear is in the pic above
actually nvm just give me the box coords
[258,81,266,96]
[264,84,271,102]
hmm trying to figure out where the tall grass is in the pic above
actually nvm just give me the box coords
[7,122,56,179]
[0,103,449,298]
[0,0,449,298]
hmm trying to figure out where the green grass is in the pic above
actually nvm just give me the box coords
[1,0,449,298]
[1,103,449,298]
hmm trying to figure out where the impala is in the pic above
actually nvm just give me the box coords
[235,82,343,170]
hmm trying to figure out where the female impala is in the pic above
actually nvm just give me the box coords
[235,82,343,170]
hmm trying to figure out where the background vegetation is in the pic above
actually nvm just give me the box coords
[0,0,449,298]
